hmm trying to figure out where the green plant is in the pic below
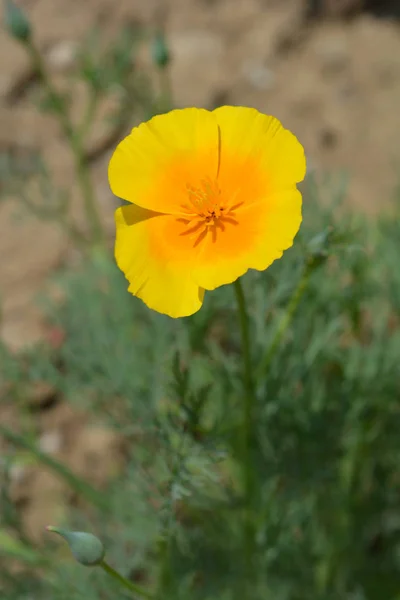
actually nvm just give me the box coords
[2,4,400,600]
[1,173,400,599]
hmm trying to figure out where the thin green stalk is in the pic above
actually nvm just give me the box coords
[158,67,172,113]
[25,40,105,247]
[71,138,104,246]
[17,187,86,247]
[26,41,72,137]
[233,278,256,585]
[234,278,254,399]
[0,425,109,513]
[157,536,172,598]
[78,88,99,142]
[100,561,153,599]
[156,435,187,598]
[258,258,314,378]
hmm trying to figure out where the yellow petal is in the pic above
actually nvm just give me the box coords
[191,188,301,290]
[213,106,306,199]
[115,205,205,318]
[186,107,305,291]
[109,108,219,214]
[248,188,302,270]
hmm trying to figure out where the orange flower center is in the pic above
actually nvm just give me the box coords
[178,177,242,247]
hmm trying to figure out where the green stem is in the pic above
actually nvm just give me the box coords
[234,279,254,399]
[71,138,104,246]
[78,88,99,142]
[0,425,109,513]
[17,187,86,247]
[159,67,172,112]
[25,40,105,247]
[233,278,256,585]
[157,537,172,598]
[156,435,186,598]
[258,258,314,378]
[100,561,153,599]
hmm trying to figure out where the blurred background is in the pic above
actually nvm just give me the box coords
[1,1,400,598]
[1,0,400,349]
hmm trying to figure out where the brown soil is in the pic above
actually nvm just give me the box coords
[1,0,400,546]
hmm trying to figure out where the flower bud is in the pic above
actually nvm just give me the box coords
[151,31,170,69]
[4,0,31,43]
[46,526,105,567]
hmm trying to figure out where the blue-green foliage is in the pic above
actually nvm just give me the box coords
[1,177,400,600]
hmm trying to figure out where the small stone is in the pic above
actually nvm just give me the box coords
[241,61,275,90]
[47,41,78,72]
[9,462,27,484]
[39,430,62,455]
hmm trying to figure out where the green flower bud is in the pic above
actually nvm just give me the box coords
[151,31,170,69]
[4,0,31,43]
[46,526,105,567]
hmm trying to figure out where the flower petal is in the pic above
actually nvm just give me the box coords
[192,188,302,290]
[109,108,219,213]
[213,106,306,200]
[248,188,302,270]
[115,205,205,317]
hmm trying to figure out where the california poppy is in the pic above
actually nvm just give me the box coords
[109,106,305,317]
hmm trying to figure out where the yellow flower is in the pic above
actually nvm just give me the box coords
[108,106,306,318]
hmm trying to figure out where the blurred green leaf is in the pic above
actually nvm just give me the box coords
[3,0,31,43]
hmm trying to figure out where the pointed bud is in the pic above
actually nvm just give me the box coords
[151,31,170,69]
[4,0,31,43]
[46,526,105,566]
